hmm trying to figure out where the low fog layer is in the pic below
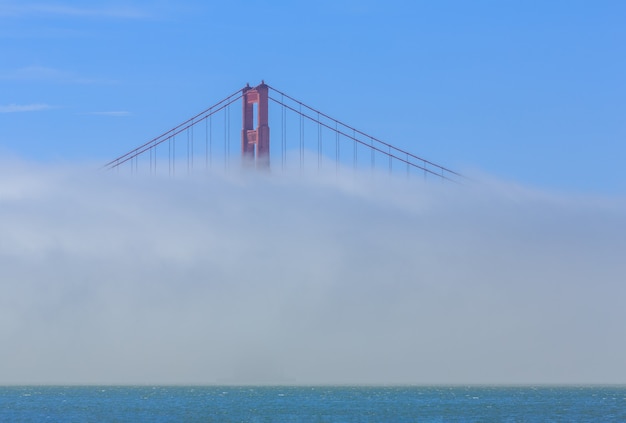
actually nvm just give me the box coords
[1,162,625,385]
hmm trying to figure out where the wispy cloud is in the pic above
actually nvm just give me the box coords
[0,2,149,19]
[85,111,131,117]
[0,103,52,113]
[1,65,67,80]
[0,65,118,84]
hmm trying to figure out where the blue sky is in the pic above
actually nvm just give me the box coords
[1,0,625,193]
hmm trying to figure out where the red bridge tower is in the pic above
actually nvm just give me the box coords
[241,81,270,168]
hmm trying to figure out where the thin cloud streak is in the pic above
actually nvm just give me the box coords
[0,2,149,19]
[0,103,52,113]
[1,65,69,80]
[84,111,131,117]
[0,66,118,84]
[0,162,624,385]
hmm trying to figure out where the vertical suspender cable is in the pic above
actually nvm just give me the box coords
[299,104,303,171]
[284,103,287,170]
[406,153,409,177]
[318,112,321,171]
[370,137,375,172]
[187,127,190,174]
[353,129,357,170]
[286,100,288,170]
[281,94,286,172]
[335,121,339,174]
[281,100,283,171]
[189,123,195,172]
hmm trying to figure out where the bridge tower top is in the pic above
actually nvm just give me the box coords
[242,81,270,168]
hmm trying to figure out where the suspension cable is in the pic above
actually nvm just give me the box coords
[103,89,242,170]
[266,84,462,178]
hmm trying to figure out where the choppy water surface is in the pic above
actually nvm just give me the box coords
[1,385,625,422]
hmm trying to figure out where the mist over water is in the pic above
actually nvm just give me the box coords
[1,161,625,385]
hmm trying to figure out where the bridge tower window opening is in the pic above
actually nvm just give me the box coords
[252,102,258,131]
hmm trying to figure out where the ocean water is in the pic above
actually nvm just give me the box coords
[1,385,625,422]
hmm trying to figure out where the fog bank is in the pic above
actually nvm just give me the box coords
[1,162,625,385]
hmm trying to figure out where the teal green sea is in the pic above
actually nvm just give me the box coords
[1,386,625,422]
